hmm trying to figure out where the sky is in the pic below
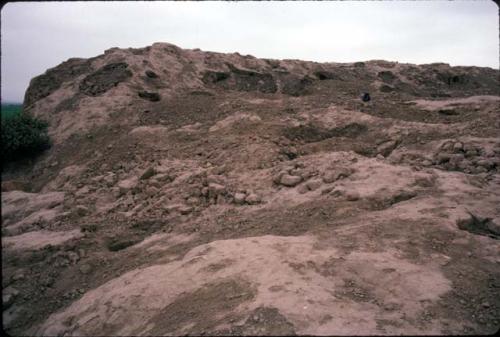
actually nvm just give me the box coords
[1,0,498,103]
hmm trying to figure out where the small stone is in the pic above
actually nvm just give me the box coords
[186,197,200,206]
[280,174,302,187]
[179,206,193,215]
[346,191,360,201]
[377,140,398,157]
[140,167,156,180]
[453,142,464,152]
[422,160,432,167]
[476,159,493,169]
[245,193,261,205]
[208,183,226,197]
[376,154,384,160]
[441,141,454,151]
[481,302,490,308]
[79,264,92,274]
[11,271,25,282]
[321,186,334,195]
[436,153,451,164]
[306,179,322,191]
[2,292,17,309]
[233,193,246,205]
[297,184,309,194]
[75,205,89,217]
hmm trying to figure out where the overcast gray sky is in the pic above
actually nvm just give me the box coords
[1,0,498,103]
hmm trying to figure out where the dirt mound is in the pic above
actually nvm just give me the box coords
[2,42,500,336]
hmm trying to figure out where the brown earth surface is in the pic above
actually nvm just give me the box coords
[2,42,500,336]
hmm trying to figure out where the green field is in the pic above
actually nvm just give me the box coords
[1,103,23,120]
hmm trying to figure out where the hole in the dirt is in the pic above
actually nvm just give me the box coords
[456,214,499,240]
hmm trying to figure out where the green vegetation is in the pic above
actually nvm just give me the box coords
[1,103,23,120]
[1,112,51,163]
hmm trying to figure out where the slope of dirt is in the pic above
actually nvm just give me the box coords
[2,42,500,336]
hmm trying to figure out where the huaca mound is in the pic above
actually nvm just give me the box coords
[2,42,500,336]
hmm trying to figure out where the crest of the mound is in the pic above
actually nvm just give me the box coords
[22,41,499,144]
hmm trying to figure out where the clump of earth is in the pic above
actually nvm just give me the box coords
[2,42,500,336]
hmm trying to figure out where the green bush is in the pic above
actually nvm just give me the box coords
[1,113,51,162]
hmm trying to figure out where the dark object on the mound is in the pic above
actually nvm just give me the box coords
[138,91,161,102]
[361,92,371,102]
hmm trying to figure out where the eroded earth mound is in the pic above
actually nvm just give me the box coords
[2,42,500,335]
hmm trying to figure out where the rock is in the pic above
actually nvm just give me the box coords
[2,288,19,309]
[476,159,494,169]
[306,179,322,191]
[323,171,339,184]
[436,153,451,164]
[422,160,432,167]
[75,205,89,217]
[280,174,302,187]
[245,193,261,205]
[474,166,488,174]
[208,183,226,197]
[67,251,80,264]
[273,171,287,184]
[379,84,394,92]
[79,264,92,274]
[321,186,334,195]
[145,70,158,78]
[1,180,32,192]
[233,193,247,205]
[11,271,25,282]
[103,173,116,187]
[481,302,491,308]
[377,140,398,157]
[186,197,200,206]
[453,142,464,152]
[297,184,309,194]
[107,238,139,252]
[145,186,159,197]
[376,154,384,160]
[441,141,454,151]
[449,153,465,166]
[118,177,139,195]
[485,219,500,236]
[179,206,193,215]
[140,167,156,180]
[463,143,475,152]
[346,191,360,201]
[138,91,161,102]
